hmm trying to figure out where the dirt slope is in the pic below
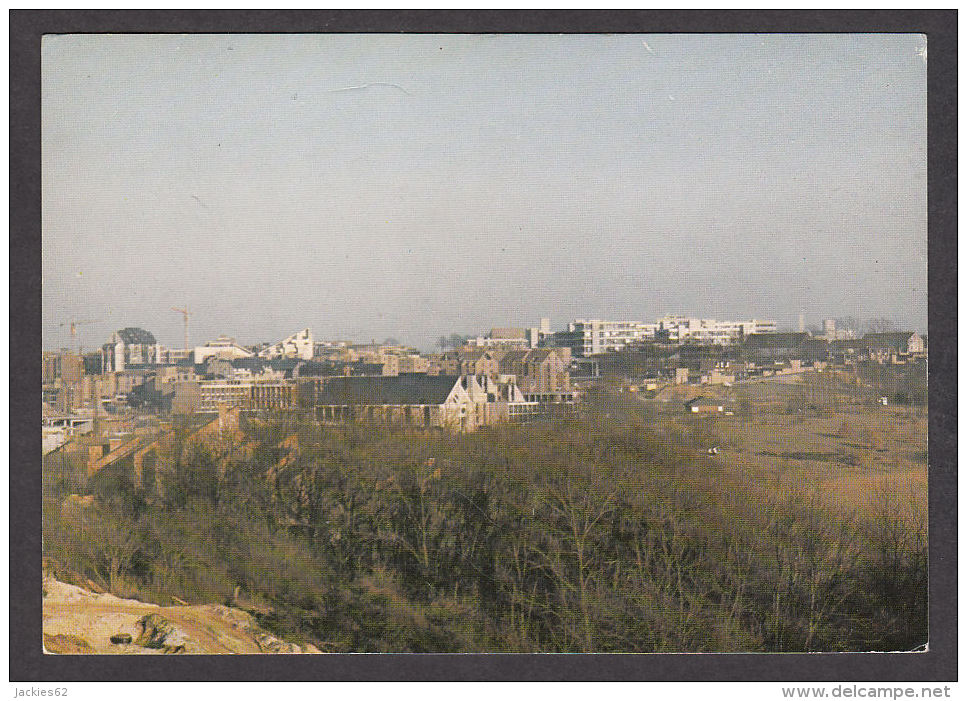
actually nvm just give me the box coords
[42,577,321,654]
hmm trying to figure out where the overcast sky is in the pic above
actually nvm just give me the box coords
[43,33,927,351]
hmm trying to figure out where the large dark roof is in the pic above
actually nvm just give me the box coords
[230,357,269,372]
[114,327,157,345]
[497,350,531,367]
[348,361,386,375]
[829,339,865,350]
[802,337,830,347]
[523,348,556,362]
[863,332,916,349]
[294,359,348,377]
[313,374,460,405]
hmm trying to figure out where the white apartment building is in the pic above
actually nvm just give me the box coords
[553,316,778,355]
[657,316,777,344]
[556,320,658,357]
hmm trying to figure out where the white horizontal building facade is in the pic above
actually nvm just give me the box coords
[657,316,777,344]
[552,316,777,356]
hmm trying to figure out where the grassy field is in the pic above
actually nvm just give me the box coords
[646,372,927,526]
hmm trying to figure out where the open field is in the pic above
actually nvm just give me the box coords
[644,373,927,525]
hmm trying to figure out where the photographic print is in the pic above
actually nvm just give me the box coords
[40,32,928,655]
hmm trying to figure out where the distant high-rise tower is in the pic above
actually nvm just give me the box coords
[798,313,805,333]
[540,317,551,335]
[823,319,837,339]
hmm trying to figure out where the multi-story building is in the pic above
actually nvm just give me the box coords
[101,328,162,372]
[551,320,656,357]
[657,316,776,345]
[466,319,553,350]
[440,348,501,377]
[171,378,296,414]
[398,354,430,374]
[193,335,256,364]
[470,327,533,349]
[158,348,194,364]
[42,351,62,384]
[42,351,84,385]
[547,316,778,356]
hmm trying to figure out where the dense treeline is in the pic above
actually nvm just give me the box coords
[43,391,926,652]
[855,361,929,407]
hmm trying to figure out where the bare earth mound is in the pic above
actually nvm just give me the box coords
[42,577,321,654]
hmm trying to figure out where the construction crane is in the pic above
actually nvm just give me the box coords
[171,306,191,351]
[58,318,101,354]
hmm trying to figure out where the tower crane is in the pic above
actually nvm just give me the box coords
[58,318,101,354]
[171,306,191,351]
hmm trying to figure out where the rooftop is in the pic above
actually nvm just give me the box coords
[111,327,157,345]
[313,374,461,406]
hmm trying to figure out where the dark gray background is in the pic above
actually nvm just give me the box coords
[11,9,957,682]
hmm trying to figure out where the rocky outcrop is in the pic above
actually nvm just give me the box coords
[42,576,321,654]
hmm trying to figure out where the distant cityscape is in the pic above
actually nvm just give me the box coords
[43,312,927,458]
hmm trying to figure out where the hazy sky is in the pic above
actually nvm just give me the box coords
[43,33,927,351]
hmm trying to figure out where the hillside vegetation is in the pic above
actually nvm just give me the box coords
[43,389,926,652]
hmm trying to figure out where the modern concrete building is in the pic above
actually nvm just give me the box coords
[552,320,656,357]
[171,378,296,414]
[101,328,162,372]
[657,316,776,345]
[193,336,256,364]
[259,328,314,361]
[548,316,777,355]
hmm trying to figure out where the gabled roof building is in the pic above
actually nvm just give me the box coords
[299,373,537,431]
[863,332,925,356]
